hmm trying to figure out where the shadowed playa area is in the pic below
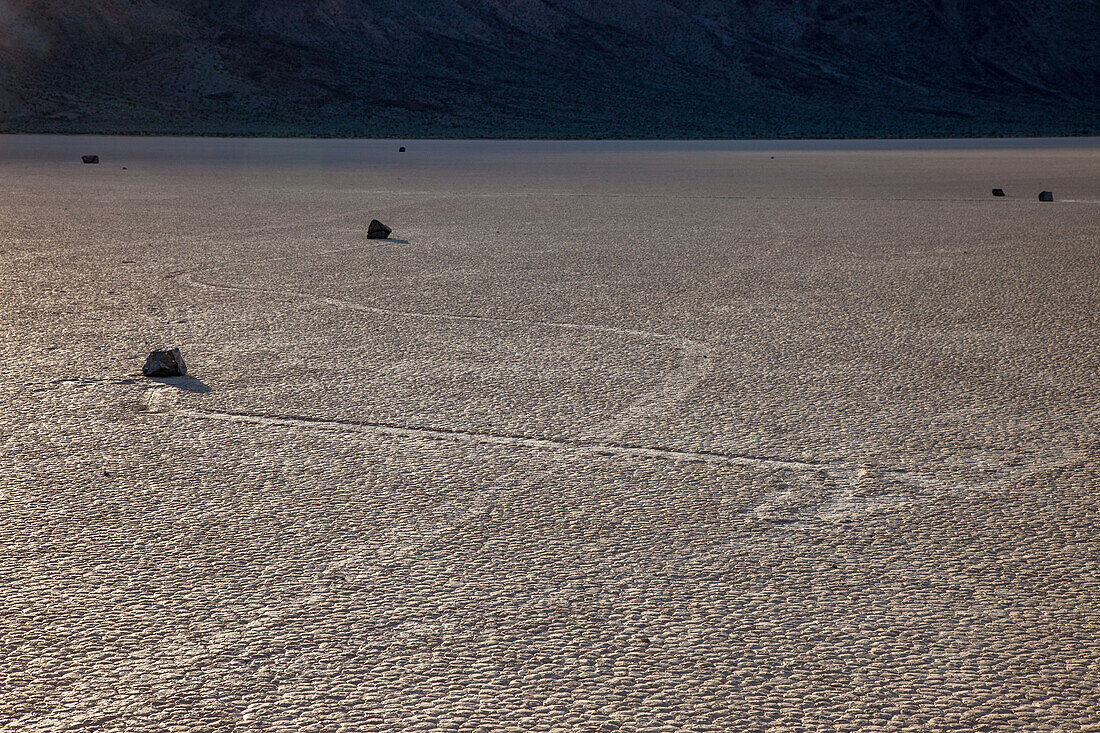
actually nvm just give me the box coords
[2,136,1099,730]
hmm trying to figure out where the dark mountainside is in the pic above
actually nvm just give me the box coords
[1,0,1097,138]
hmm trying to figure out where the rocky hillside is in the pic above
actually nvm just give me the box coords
[1,0,1097,137]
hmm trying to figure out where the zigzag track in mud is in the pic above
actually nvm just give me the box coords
[174,270,702,347]
[170,237,715,444]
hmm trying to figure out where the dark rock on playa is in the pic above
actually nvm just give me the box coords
[1038,191,1054,202]
[142,348,187,377]
[399,146,406,152]
[368,220,392,239]
[82,155,99,164]
[992,188,1005,196]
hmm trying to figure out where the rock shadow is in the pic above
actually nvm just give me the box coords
[148,375,212,393]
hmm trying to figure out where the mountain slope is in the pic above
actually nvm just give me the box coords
[1,0,1097,137]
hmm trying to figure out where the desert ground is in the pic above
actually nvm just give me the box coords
[1,136,1098,731]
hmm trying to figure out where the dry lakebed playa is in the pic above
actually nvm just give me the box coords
[1,136,1098,731]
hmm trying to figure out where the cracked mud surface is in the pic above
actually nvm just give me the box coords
[2,137,1099,731]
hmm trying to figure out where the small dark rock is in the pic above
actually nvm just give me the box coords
[142,348,187,377]
[82,155,99,164]
[992,188,1005,197]
[1038,190,1054,202]
[368,219,392,239]
[399,146,406,152]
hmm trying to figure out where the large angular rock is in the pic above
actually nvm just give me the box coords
[368,219,392,239]
[1038,190,1054,202]
[82,155,99,164]
[992,188,1005,197]
[142,348,187,377]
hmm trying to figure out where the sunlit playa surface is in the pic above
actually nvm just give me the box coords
[2,135,1099,731]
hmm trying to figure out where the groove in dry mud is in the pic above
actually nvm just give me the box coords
[139,388,935,499]
[152,233,934,499]
[172,404,822,471]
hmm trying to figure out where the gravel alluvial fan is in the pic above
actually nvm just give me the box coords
[0,0,1096,137]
